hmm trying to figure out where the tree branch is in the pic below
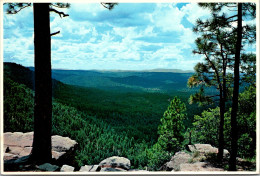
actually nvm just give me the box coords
[49,8,69,18]
[50,31,60,36]
[6,3,31,14]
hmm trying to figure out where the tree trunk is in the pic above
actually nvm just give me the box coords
[217,94,224,161]
[31,3,52,163]
[229,3,242,171]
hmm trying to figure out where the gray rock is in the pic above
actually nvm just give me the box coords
[52,135,77,152]
[79,165,99,172]
[128,169,149,172]
[165,152,191,171]
[100,167,127,172]
[99,156,130,170]
[188,144,229,157]
[37,163,59,171]
[179,162,224,171]
[60,165,74,172]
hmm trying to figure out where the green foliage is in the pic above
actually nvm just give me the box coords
[3,63,218,170]
[4,77,34,132]
[157,97,186,153]
[192,85,256,159]
[146,143,171,171]
[192,107,220,146]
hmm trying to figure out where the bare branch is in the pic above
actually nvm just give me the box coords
[100,2,118,10]
[50,31,60,36]
[49,8,69,18]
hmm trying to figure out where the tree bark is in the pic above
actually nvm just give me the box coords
[31,3,52,163]
[229,3,242,171]
[217,92,224,161]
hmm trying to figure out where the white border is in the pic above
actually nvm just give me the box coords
[0,0,259,175]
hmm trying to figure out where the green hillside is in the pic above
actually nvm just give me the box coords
[4,62,214,169]
[49,69,196,93]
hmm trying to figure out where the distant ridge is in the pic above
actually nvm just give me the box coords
[82,68,194,73]
[43,68,194,73]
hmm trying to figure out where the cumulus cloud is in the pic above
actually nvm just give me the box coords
[3,3,256,71]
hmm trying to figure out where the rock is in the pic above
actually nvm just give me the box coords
[162,152,191,171]
[4,132,78,167]
[19,147,32,157]
[8,146,24,155]
[79,165,99,172]
[52,135,77,152]
[60,165,74,172]
[4,153,18,161]
[51,151,66,160]
[179,162,224,171]
[128,169,149,172]
[100,167,127,172]
[37,163,59,171]
[188,144,229,157]
[99,156,130,171]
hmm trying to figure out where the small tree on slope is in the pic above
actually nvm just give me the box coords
[157,97,186,153]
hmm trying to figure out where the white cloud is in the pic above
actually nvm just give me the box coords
[181,3,211,25]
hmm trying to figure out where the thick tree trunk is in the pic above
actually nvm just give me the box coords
[229,3,242,171]
[31,3,52,163]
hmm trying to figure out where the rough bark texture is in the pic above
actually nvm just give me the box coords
[31,3,52,163]
[229,3,242,171]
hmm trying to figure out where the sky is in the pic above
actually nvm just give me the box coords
[3,3,256,71]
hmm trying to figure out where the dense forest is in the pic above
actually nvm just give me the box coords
[3,2,256,172]
[4,61,256,170]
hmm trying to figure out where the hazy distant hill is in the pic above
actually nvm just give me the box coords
[48,69,194,93]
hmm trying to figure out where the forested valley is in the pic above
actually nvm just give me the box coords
[3,2,256,172]
[4,60,256,170]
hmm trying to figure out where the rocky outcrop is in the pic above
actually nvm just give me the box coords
[179,162,224,171]
[161,144,229,172]
[4,132,78,170]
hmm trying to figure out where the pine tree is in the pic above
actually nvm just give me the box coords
[188,6,233,161]
[157,97,186,153]
[5,2,117,164]
[189,3,256,169]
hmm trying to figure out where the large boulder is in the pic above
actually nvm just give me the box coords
[98,156,131,171]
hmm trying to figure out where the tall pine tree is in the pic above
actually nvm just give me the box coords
[189,2,256,169]
[5,2,117,164]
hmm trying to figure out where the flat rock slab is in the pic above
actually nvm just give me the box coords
[180,162,224,171]
[79,165,99,172]
[4,132,77,162]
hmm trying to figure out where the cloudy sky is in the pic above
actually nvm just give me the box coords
[3,3,256,70]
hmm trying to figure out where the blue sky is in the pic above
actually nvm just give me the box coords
[3,3,256,70]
